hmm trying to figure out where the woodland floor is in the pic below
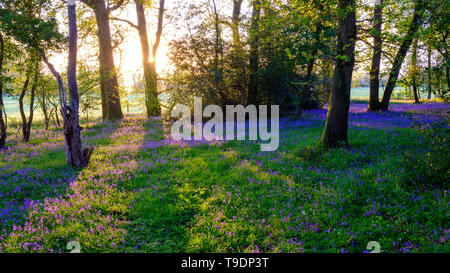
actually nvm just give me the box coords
[0,101,449,253]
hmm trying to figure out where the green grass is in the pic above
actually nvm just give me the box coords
[0,107,449,253]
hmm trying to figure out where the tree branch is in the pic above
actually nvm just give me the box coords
[111,17,138,29]
[152,0,165,59]
[107,0,125,13]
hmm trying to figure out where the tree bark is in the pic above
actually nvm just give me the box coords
[319,0,356,148]
[37,1,93,167]
[368,0,383,111]
[64,0,93,167]
[82,0,123,121]
[248,0,261,106]
[380,0,424,111]
[0,32,6,150]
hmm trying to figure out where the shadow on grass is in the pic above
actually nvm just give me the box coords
[0,117,123,233]
[0,161,82,233]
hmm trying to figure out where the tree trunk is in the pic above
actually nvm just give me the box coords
[319,0,356,148]
[64,0,93,167]
[135,0,163,117]
[446,63,450,91]
[0,32,6,150]
[40,87,50,130]
[54,105,61,127]
[231,0,246,106]
[368,0,383,111]
[411,37,420,103]
[297,56,316,116]
[297,17,324,116]
[24,72,37,142]
[248,0,261,106]
[210,0,225,107]
[19,76,31,142]
[427,46,432,99]
[82,0,123,121]
[380,0,424,111]
[38,1,93,167]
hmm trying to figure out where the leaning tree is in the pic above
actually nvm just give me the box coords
[380,0,425,111]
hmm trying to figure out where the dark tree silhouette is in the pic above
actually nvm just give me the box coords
[319,0,356,148]
[368,0,383,112]
[248,0,261,106]
[0,31,6,150]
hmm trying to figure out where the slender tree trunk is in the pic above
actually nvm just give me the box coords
[380,0,424,111]
[135,0,153,117]
[446,62,450,91]
[54,105,61,127]
[150,0,164,115]
[82,0,123,121]
[24,73,37,142]
[427,46,432,99]
[297,18,324,116]
[297,56,316,116]
[39,1,93,167]
[368,0,383,111]
[0,32,6,150]
[319,0,356,148]
[19,76,30,142]
[135,0,164,117]
[231,0,243,46]
[411,37,420,103]
[40,87,50,130]
[248,0,261,106]
[231,0,246,106]
[211,0,225,106]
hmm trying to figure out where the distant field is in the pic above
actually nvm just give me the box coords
[2,87,433,119]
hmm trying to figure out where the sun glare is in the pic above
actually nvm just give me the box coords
[116,32,171,87]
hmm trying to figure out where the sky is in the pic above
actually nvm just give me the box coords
[45,0,253,88]
[111,2,172,86]
[47,0,181,88]
[36,0,431,98]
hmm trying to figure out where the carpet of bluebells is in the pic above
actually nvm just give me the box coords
[0,101,448,253]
